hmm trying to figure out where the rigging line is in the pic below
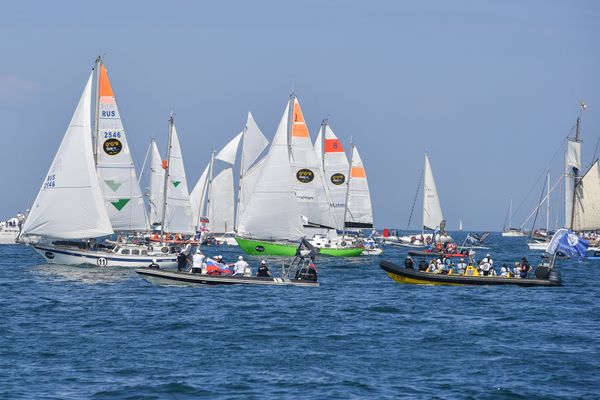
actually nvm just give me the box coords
[406,168,423,232]
[529,169,548,236]
[511,137,567,220]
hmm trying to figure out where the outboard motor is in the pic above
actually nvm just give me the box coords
[535,266,550,280]
[548,269,561,284]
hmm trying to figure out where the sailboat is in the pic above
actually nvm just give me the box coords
[236,95,363,256]
[526,102,600,253]
[397,153,453,247]
[20,61,177,267]
[189,112,269,245]
[501,197,527,237]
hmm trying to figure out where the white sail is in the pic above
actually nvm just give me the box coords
[573,160,600,231]
[289,97,335,229]
[346,145,373,228]
[565,139,582,228]
[237,101,304,241]
[148,140,165,226]
[318,123,350,230]
[163,122,194,234]
[423,153,444,230]
[215,132,242,165]
[22,73,114,239]
[94,63,148,231]
[241,112,269,174]
[208,168,235,233]
[237,157,265,229]
[189,163,210,229]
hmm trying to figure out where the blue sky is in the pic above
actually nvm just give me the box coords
[1,0,599,230]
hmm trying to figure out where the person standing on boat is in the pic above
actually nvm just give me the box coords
[456,258,467,274]
[519,257,531,278]
[233,256,249,276]
[177,251,189,272]
[191,249,204,273]
[418,259,427,271]
[257,260,271,277]
[404,256,414,269]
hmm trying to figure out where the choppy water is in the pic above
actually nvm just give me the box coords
[1,233,599,399]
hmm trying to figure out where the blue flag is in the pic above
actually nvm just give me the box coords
[547,229,589,260]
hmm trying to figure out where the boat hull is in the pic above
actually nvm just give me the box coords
[235,237,363,257]
[380,261,561,286]
[0,230,19,244]
[32,244,178,268]
[136,268,319,287]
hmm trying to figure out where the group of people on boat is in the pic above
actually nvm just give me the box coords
[405,254,532,278]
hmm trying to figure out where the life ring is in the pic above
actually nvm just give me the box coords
[161,246,169,253]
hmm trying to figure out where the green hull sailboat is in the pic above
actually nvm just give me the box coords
[235,236,363,257]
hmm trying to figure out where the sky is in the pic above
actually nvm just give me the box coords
[1,0,599,231]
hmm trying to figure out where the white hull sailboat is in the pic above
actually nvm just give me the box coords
[21,60,176,268]
[502,197,527,237]
[398,153,453,246]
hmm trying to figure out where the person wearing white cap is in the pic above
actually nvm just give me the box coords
[233,255,249,276]
[192,247,205,273]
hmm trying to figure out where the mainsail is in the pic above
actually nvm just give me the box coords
[572,160,600,231]
[237,101,304,241]
[148,139,165,226]
[422,153,444,231]
[345,145,373,228]
[289,96,335,229]
[94,62,148,231]
[162,120,194,234]
[22,73,114,239]
[315,121,350,230]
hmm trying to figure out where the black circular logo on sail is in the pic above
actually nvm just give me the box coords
[331,173,345,185]
[103,139,122,156]
[296,168,314,183]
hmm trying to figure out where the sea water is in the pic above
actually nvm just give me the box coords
[1,233,599,399]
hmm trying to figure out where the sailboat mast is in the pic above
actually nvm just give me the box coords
[93,56,102,165]
[206,150,216,231]
[569,112,582,230]
[509,197,512,229]
[546,171,550,233]
[160,113,174,239]
[342,143,354,237]
[235,123,248,231]
[320,119,327,172]
[422,152,426,236]
[287,93,295,159]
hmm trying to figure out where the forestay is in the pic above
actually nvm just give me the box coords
[22,73,114,239]
[346,145,373,229]
[422,153,444,231]
[95,64,148,231]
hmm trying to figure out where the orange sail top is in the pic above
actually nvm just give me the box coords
[99,64,114,98]
[351,166,366,178]
[291,99,309,138]
[324,138,344,153]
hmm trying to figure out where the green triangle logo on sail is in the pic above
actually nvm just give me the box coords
[172,181,181,188]
[104,180,123,192]
[111,198,130,211]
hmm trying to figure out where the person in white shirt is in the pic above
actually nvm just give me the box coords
[192,249,205,273]
[233,256,249,276]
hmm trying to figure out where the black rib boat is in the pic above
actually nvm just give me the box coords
[380,260,561,287]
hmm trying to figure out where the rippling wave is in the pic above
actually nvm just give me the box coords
[1,234,599,399]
